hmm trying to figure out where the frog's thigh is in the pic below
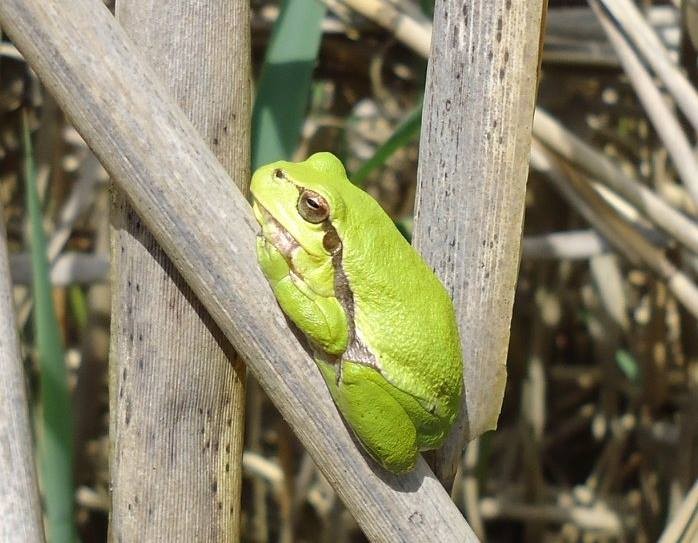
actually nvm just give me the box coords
[318,360,418,473]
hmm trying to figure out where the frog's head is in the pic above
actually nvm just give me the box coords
[251,152,348,259]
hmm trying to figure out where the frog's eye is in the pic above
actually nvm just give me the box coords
[298,190,330,223]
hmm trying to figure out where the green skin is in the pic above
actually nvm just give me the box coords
[251,152,463,473]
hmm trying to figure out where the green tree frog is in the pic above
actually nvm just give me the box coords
[251,152,463,473]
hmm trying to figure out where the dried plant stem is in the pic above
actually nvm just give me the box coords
[590,253,629,332]
[278,421,295,543]
[333,0,698,263]
[590,0,698,205]
[108,2,248,540]
[333,0,431,57]
[522,230,609,260]
[10,252,108,285]
[659,478,698,543]
[534,109,698,256]
[242,452,283,488]
[413,0,545,488]
[479,497,623,534]
[462,442,485,540]
[246,380,270,542]
[597,0,698,133]
[531,142,698,319]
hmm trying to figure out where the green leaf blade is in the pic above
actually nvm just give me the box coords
[350,105,423,187]
[251,0,327,169]
[23,110,76,543]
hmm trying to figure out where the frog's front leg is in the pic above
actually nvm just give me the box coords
[256,237,349,355]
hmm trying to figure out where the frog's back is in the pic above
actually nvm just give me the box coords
[335,182,463,423]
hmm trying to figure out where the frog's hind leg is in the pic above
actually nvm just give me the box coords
[316,359,418,473]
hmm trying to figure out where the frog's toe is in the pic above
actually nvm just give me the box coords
[256,237,290,282]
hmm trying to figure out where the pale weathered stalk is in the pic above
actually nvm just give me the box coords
[337,0,432,58]
[530,142,698,319]
[0,0,477,540]
[590,0,698,205]
[533,108,698,256]
[0,207,45,543]
[108,2,249,540]
[479,496,622,534]
[10,252,108,285]
[597,0,698,132]
[522,230,609,260]
[658,479,698,543]
[413,0,546,486]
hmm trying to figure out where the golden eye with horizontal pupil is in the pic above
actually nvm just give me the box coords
[297,190,330,223]
[323,229,342,254]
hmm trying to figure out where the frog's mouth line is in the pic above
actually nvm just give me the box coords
[252,200,301,259]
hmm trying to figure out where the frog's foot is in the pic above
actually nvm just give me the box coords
[316,358,418,473]
[256,236,290,283]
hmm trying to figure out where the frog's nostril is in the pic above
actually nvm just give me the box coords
[273,168,284,180]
